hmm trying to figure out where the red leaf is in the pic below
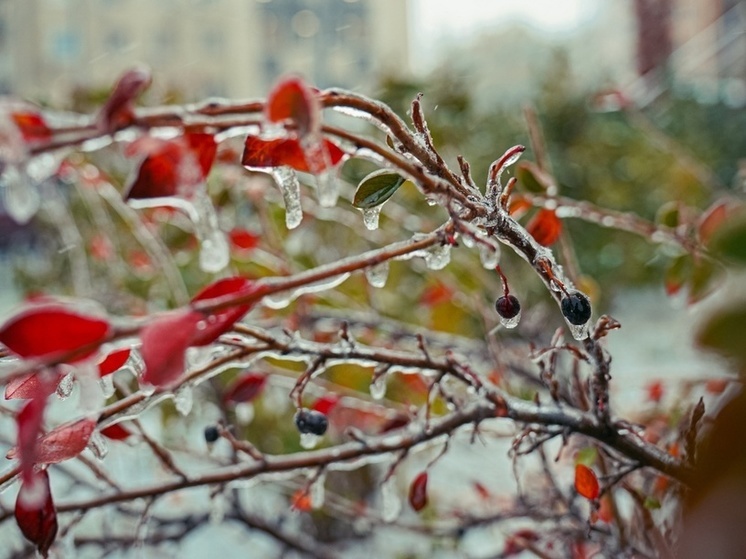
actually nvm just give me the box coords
[5,371,64,400]
[184,132,218,178]
[0,304,110,362]
[526,209,563,246]
[229,228,260,251]
[141,309,202,386]
[697,200,738,245]
[16,394,48,482]
[241,135,345,173]
[408,471,429,511]
[97,348,131,377]
[575,464,600,500]
[100,423,133,441]
[15,470,57,558]
[312,394,340,415]
[646,380,664,403]
[98,66,152,132]
[11,111,52,143]
[190,277,259,346]
[420,282,454,307]
[266,76,319,138]
[223,372,267,404]
[34,418,96,464]
[291,488,312,512]
[473,481,492,501]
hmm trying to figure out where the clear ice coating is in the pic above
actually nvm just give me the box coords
[380,477,402,522]
[56,373,75,399]
[478,240,501,269]
[99,374,116,399]
[499,310,521,329]
[369,374,387,400]
[309,471,326,509]
[364,261,389,288]
[300,432,321,450]
[1,165,40,224]
[190,191,230,273]
[174,385,194,416]
[87,431,109,460]
[567,320,591,341]
[362,205,382,231]
[270,166,303,229]
[424,243,451,270]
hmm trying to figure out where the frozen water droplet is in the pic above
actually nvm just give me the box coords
[310,472,326,509]
[364,261,389,288]
[174,385,193,416]
[315,169,339,208]
[362,206,382,231]
[235,402,255,425]
[300,432,321,449]
[263,291,292,310]
[478,241,501,269]
[25,153,61,183]
[190,192,229,273]
[87,431,109,460]
[567,321,590,341]
[425,243,451,270]
[99,374,115,399]
[462,234,475,248]
[2,165,40,224]
[381,478,402,522]
[499,310,522,329]
[56,373,74,399]
[426,197,438,207]
[370,375,387,400]
[271,166,303,229]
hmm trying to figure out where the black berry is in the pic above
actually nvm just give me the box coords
[204,425,220,443]
[294,409,328,436]
[561,291,592,325]
[495,294,521,319]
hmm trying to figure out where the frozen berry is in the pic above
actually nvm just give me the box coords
[561,291,592,325]
[495,294,521,319]
[294,409,328,436]
[204,425,220,443]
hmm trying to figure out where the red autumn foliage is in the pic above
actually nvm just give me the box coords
[312,394,340,415]
[98,66,152,132]
[0,304,110,362]
[15,470,57,558]
[16,395,48,482]
[97,348,131,377]
[241,135,345,174]
[100,423,133,441]
[408,471,429,511]
[646,380,664,403]
[228,228,261,251]
[189,276,259,346]
[11,111,52,143]
[575,464,600,500]
[140,309,202,387]
[266,76,320,138]
[223,372,268,404]
[5,371,64,400]
[526,208,563,246]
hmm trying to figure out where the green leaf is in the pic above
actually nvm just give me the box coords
[515,161,547,193]
[575,446,598,467]
[710,214,746,266]
[696,298,746,369]
[644,497,661,510]
[353,170,406,209]
[655,201,680,229]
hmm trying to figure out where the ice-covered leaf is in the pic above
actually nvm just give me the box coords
[266,76,319,138]
[5,371,64,400]
[228,228,260,251]
[312,394,340,416]
[526,208,562,247]
[0,304,110,361]
[11,111,52,143]
[223,372,267,404]
[15,391,49,482]
[190,276,259,346]
[352,169,406,209]
[97,348,131,377]
[15,470,57,558]
[574,464,600,500]
[98,66,152,132]
[241,135,345,173]
[408,471,429,512]
[100,423,133,441]
[10,418,97,465]
[140,309,202,386]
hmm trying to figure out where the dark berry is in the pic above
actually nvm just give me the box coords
[294,409,328,436]
[204,425,220,443]
[561,291,592,325]
[495,294,521,320]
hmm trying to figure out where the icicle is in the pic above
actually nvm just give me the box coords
[209,492,228,524]
[364,261,389,288]
[478,240,501,269]
[87,431,109,460]
[174,385,194,416]
[1,165,40,224]
[370,374,387,401]
[300,432,321,450]
[310,471,326,509]
[189,192,229,273]
[99,374,115,399]
[567,321,591,341]
[424,243,451,270]
[362,205,382,231]
[56,373,75,399]
[263,291,293,310]
[270,166,303,229]
[381,477,402,522]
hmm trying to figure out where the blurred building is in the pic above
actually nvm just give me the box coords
[1,0,408,104]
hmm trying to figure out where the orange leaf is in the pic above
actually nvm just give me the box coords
[266,76,319,138]
[526,208,562,246]
[574,464,600,500]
